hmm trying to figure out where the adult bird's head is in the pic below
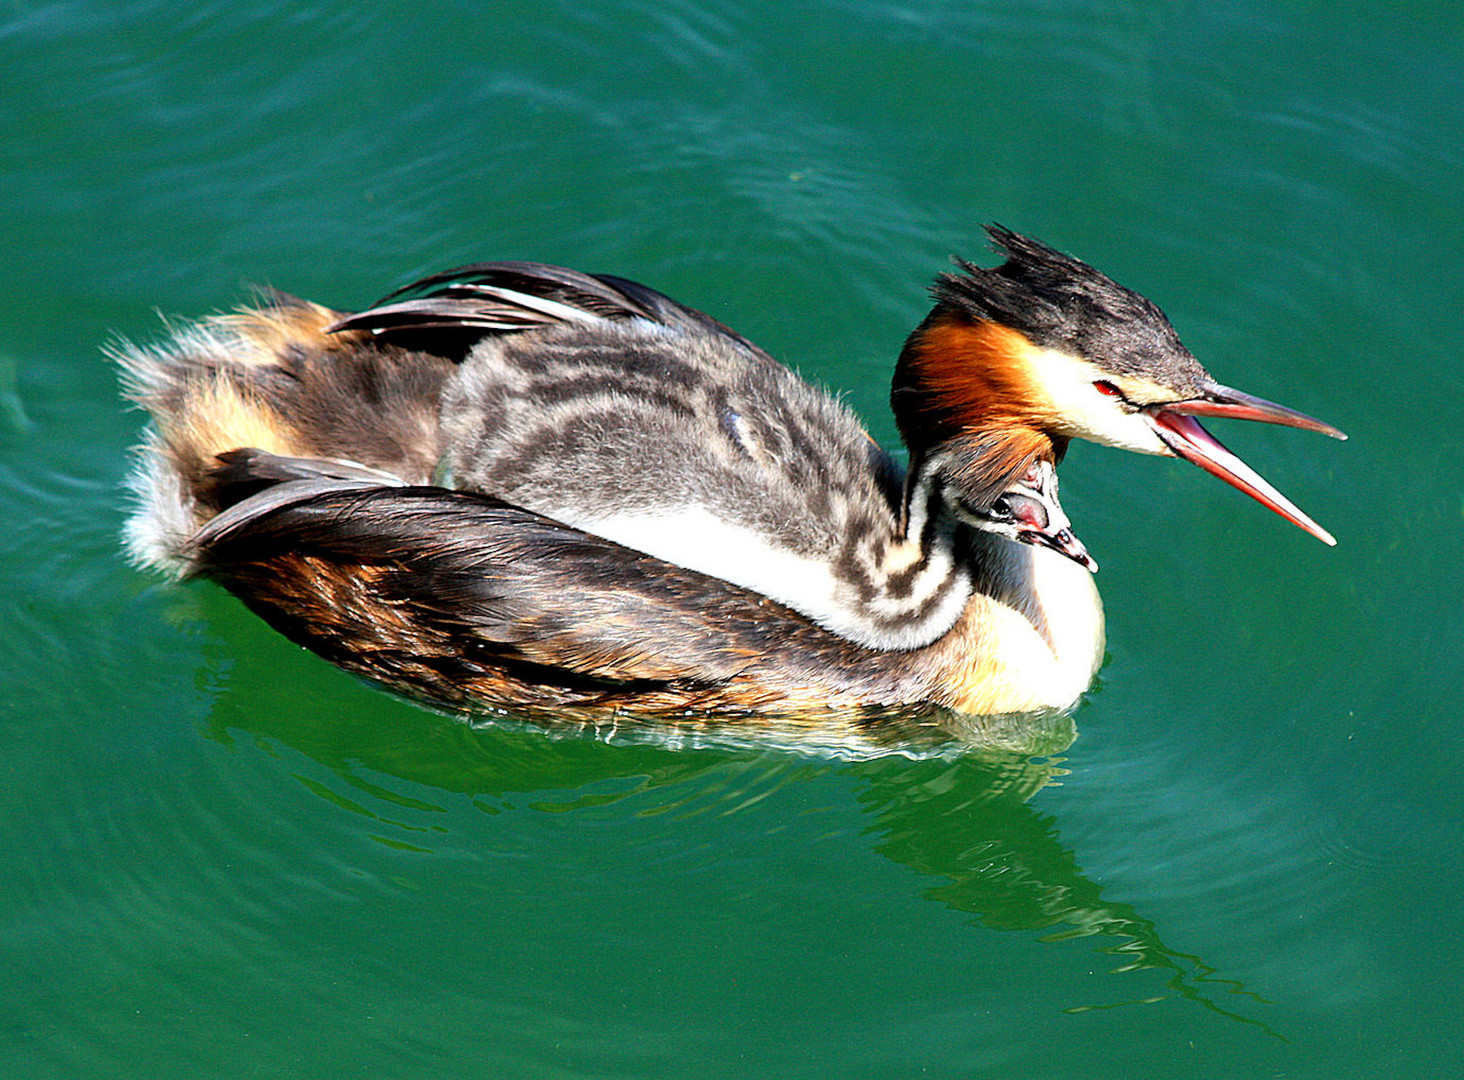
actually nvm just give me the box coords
[892,225,1346,545]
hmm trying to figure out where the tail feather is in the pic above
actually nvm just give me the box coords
[112,292,454,576]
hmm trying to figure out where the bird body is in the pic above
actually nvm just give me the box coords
[115,228,1340,720]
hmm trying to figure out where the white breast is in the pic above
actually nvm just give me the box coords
[1025,544,1107,702]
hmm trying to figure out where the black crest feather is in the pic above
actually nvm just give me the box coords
[932,225,1211,394]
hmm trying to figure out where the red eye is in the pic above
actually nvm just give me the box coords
[1094,380,1121,396]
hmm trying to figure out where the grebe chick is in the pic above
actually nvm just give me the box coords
[117,227,1343,718]
[425,298,1091,651]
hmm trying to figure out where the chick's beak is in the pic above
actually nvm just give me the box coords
[1023,524,1099,574]
[1003,469,1099,573]
[1147,383,1345,546]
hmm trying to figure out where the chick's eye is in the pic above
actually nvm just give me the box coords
[1094,380,1121,397]
[956,494,1013,523]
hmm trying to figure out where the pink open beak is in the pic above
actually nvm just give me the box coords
[1147,384,1345,546]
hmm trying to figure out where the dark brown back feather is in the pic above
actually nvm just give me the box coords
[328,261,776,365]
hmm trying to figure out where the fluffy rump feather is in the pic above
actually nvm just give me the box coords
[112,293,453,576]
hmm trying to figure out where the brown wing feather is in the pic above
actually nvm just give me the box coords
[187,473,929,713]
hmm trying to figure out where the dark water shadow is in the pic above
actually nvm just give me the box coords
[847,753,1279,1034]
[190,587,1278,1037]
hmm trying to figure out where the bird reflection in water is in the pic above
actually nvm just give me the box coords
[199,633,1280,1037]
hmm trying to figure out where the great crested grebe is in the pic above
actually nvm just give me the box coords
[116,227,1343,718]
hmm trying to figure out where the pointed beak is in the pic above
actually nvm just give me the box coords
[1147,384,1343,546]
[1022,525,1099,573]
[1162,383,1348,440]
[1002,465,1099,573]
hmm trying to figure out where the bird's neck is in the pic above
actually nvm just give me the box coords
[885,455,1105,709]
[907,537,1105,714]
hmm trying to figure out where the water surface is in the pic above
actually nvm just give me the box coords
[2,2,1461,1077]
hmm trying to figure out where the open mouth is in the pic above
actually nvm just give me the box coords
[1146,383,1345,546]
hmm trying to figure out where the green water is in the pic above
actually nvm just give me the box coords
[3,1,1461,1076]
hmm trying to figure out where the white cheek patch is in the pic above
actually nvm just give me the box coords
[1024,349,1170,455]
